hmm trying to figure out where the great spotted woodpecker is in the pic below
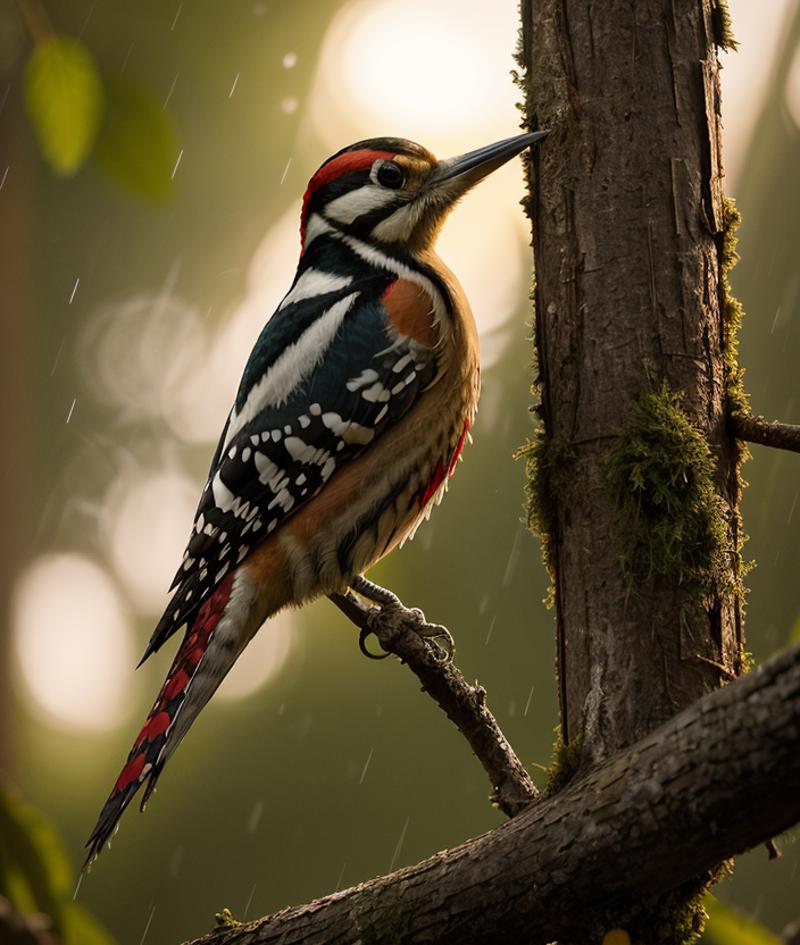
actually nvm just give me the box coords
[85,131,547,863]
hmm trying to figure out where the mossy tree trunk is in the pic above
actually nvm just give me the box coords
[519,0,744,769]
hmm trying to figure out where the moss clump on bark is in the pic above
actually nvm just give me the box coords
[711,0,738,50]
[516,431,576,597]
[720,197,749,421]
[605,383,734,597]
[541,729,583,796]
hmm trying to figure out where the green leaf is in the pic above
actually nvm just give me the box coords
[703,896,782,945]
[23,35,104,176]
[0,786,118,945]
[94,74,180,202]
[0,786,71,932]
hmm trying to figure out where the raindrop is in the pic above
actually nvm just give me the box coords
[229,72,240,98]
[282,52,297,69]
[278,702,285,716]
[170,3,183,30]
[359,747,374,784]
[0,83,10,118]
[171,149,184,180]
[770,307,781,334]
[77,0,96,38]
[139,905,156,945]
[121,41,135,72]
[478,593,489,615]
[388,816,410,871]
[169,845,184,877]
[523,684,535,717]
[253,2,267,14]
[502,528,523,586]
[335,861,347,891]
[50,337,66,376]
[244,883,257,918]
[68,277,80,304]
[66,398,76,424]
[280,157,292,185]
[788,493,798,526]
[280,96,299,114]
[72,872,83,901]
[247,800,264,833]
[163,72,179,110]
[484,615,497,645]
[0,166,8,191]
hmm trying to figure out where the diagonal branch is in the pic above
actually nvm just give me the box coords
[328,589,538,818]
[732,414,800,453]
[184,643,800,945]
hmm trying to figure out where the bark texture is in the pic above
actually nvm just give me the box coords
[520,0,743,764]
[186,643,800,945]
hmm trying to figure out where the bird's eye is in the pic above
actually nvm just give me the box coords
[375,161,406,189]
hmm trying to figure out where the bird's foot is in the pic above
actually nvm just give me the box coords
[350,575,455,663]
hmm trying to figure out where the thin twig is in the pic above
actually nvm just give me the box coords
[328,590,538,817]
[732,415,800,454]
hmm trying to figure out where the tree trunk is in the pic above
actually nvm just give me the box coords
[519,0,744,767]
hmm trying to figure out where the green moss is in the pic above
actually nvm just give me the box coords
[515,431,576,600]
[711,0,738,51]
[605,382,735,597]
[610,864,733,945]
[214,907,242,928]
[541,729,583,796]
[721,197,749,421]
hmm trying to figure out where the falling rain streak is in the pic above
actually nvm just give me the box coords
[0,166,8,191]
[171,149,184,179]
[359,747,374,784]
[229,72,240,97]
[163,72,179,110]
[248,799,264,833]
[523,684,535,717]
[68,277,80,304]
[171,2,183,30]
[280,158,292,185]
[66,398,76,424]
[244,883,257,918]
[389,816,410,871]
[139,905,156,945]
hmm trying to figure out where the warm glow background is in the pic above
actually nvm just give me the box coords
[1,1,798,942]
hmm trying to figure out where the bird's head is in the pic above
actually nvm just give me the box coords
[300,131,548,254]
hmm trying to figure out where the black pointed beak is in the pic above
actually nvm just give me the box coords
[428,130,549,188]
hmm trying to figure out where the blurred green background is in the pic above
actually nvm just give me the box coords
[0,1,797,943]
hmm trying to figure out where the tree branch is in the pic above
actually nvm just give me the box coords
[328,589,538,818]
[732,414,800,454]
[185,643,800,945]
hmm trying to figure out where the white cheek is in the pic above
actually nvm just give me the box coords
[325,185,398,224]
[370,201,424,242]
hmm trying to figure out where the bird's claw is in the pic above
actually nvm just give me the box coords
[412,615,455,663]
[358,624,390,660]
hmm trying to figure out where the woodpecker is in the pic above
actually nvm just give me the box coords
[85,130,547,864]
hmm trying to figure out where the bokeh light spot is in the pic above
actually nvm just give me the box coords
[12,553,135,732]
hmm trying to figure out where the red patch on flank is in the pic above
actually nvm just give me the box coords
[381,279,438,347]
[134,711,171,748]
[300,149,394,249]
[448,420,470,475]
[115,753,146,792]
[419,420,471,509]
[163,668,190,701]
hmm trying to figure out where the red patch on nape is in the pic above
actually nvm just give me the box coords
[115,753,146,792]
[300,148,394,249]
